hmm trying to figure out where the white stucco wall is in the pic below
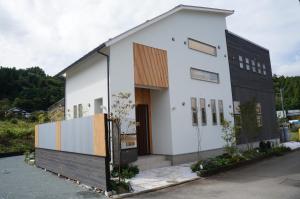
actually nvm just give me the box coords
[109,10,234,155]
[65,53,108,119]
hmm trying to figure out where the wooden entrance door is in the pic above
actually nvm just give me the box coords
[136,104,150,155]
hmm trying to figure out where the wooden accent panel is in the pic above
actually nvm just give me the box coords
[93,114,106,156]
[135,88,152,153]
[133,43,169,88]
[35,125,39,147]
[55,122,61,150]
[35,148,108,190]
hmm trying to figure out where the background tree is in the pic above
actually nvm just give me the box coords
[0,66,64,116]
[273,74,300,110]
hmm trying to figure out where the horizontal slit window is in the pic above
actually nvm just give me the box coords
[190,68,219,83]
[188,38,217,56]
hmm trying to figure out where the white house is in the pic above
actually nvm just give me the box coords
[57,5,235,165]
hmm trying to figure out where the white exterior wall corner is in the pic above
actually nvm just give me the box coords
[65,53,108,119]
[109,10,234,155]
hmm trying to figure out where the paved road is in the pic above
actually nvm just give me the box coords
[1,151,299,199]
[0,156,105,199]
[129,150,300,199]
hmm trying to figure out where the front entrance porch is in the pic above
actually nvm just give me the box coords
[134,87,172,170]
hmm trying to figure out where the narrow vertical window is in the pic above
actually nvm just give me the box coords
[245,58,250,70]
[73,105,77,118]
[191,97,198,126]
[218,100,224,124]
[257,62,262,74]
[262,64,267,75]
[239,56,244,69]
[200,98,207,125]
[211,99,217,125]
[252,61,257,72]
[78,104,83,118]
[256,103,262,127]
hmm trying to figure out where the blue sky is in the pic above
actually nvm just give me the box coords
[0,0,299,76]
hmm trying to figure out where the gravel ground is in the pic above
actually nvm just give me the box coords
[0,156,105,199]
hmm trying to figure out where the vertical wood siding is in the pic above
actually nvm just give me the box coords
[35,125,39,147]
[93,114,106,156]
[55,121,61,150]
[133,43,169,88]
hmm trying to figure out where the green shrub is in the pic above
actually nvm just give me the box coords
[191,160,203,172]
[110,180,130,194]
[192,145,292,176]
[111,165,139,179]
[271,146,291,156]
[0,119,35,154]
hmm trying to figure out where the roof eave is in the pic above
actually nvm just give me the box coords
[55,43,106,77]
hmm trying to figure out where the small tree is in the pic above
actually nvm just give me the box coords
[110,92,136,183]
[221,118,238,157]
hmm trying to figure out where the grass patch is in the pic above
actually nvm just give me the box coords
[0,119,36,154]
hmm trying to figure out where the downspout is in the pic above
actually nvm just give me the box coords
[97,50,110,115]
[97,50,112,165]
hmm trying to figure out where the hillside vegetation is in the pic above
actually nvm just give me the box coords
[0,66,64,154]
[0,66,64,115]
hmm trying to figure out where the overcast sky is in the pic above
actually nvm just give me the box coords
[0,0,299,76]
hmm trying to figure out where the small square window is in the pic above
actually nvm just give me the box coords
[239,56,243,62]
[251,60,255,66]
[252,66,256,72]
[258,68,262,74]
[246,64,250,70]
[245,58,249,64]
[240,62,244,69]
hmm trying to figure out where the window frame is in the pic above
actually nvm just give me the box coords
[262,64,267,75]
[211,99,217,125]
[187,38,217,56]
[200,98,207,126]
[191,97,198,126]
[73,105,78,118]
[218,100,224,124]
[94,98,103,114]
[190,67,219,84]
[239,55,244,69]
[78,104,83,118]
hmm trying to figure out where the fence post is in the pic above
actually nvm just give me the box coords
[35,125,39,147]
[55,121,61,151]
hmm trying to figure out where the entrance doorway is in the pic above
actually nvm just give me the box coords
[136,104,150,155]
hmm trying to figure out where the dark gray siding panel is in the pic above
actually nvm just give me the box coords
[226,30,279,144]
[35,148,108,190]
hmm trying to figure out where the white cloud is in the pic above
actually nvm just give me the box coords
[0,0,299,76]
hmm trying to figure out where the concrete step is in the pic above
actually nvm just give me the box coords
[132,155,171,171]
